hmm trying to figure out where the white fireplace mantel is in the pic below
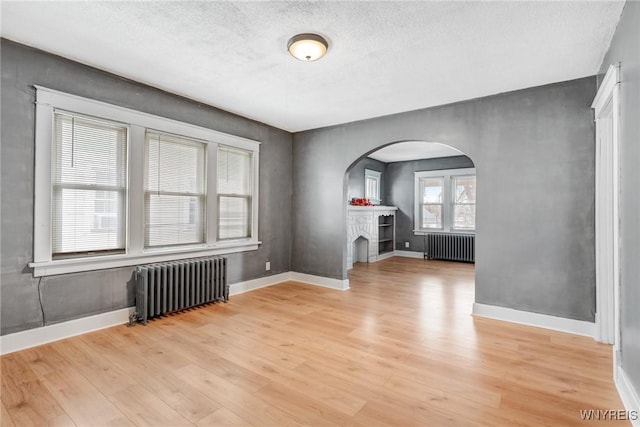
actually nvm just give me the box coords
[346,205,397,269]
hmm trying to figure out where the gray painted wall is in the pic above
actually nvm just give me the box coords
[599,0,640,404]
[384,156,474,252]
[0,40,293,335]
[293,76,597,322]
[346,157,387,203]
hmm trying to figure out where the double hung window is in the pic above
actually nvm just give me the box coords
[418,177,444,230]
[217,146,253,240]
[144,132,206,248]
[52,112,127,258]
[452,175,476,231]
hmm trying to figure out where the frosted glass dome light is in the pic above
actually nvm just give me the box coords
[287,33,328,62]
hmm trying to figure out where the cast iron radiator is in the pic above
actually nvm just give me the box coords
[135,256,228,325]
[423,233,475,263]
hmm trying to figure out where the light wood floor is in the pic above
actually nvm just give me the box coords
[1,257,628,426]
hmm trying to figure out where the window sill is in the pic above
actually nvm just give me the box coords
[29,240,261,277]
[413,229,475,235]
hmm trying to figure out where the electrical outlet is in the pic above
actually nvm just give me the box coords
[265,261,271,271]
[405,241,410,248]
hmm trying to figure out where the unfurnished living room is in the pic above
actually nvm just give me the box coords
[1,1,639,426]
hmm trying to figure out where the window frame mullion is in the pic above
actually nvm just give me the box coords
[128,125,145,255]
[206,141,218,246]
[443,175,451,232]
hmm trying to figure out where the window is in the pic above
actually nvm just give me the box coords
[32,86,260,276]
[418,177,444,229]
[452,175,476,231]
[414,168,476,233]
[145,131,206,247]
[218,146,252,240]
[52,112,127,258]
[365,169,382,204]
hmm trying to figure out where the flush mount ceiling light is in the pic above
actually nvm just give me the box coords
[287,33,328,62]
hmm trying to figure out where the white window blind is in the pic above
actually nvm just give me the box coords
[52,112,127,258]
[145,131,206,247]
[217,146,252,240]
[452,175,476,230]
[419,177,444,229]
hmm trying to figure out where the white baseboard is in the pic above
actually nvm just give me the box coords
[376,252,396,261]
[231,271,349,293]
[0,270,350,355]
[394,250,424,259]
[347,250,424,268]
[289,272,350,291]
[229,272,291,296]
[616,365,640,425]
[0,307,135,355]
[472,303,595,338]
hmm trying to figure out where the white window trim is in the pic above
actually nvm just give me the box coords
[413,168,476,235]
[364,169,382,205]
[30,86,261,277]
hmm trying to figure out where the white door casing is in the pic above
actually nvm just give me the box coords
[592,64,620,353]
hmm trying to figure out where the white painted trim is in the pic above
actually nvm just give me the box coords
[34,86,261,150]
[33,95,54,263]
[592,63,621,347]
[394,250,424,259]
[127,126,146,254]
[347,250,425,265]
[592,64,620,114]
[230,271,350,294]
[615,365,640,426]
[289,272,350,291]
[228,272,291,296]
[251,146,260,242]
[0,307,135,355]
[29,242,261,277]
[472,303,595,338]
[346,206,398,212]
[412,230,475,235]
[414,168,477,178]
[206,143,218,245]
[376,251,396,261]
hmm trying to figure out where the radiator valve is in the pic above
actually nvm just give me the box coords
[127,312,138,327]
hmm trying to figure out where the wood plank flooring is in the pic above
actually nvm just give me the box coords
[1,257,628,426]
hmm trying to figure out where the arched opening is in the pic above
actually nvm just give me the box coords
[353,236,370,265]
[343,139,477,281]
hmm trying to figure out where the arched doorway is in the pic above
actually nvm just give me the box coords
[344,140,476,271]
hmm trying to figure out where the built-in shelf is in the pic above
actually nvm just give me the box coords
[378,211,396,256]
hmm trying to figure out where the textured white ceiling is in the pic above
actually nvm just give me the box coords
[1,1,624,132]
[369,141,464,163]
